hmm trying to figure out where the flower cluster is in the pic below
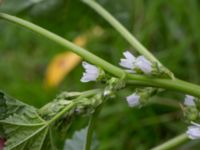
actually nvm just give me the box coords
[79,50,200,141]
[119,51,152,74]
[80,51,153,83]
[80,51,159,108]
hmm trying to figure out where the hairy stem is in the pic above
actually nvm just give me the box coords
[82,0,160,64]
[48,89,100,125]
[0,13,200,97]
[151,133,188,150]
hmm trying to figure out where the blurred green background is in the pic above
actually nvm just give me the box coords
[0,0,200,149]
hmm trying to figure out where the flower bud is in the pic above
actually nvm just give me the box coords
[126,87,161,107]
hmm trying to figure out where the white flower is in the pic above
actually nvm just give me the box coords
[80,61,99,82]
[184,95,195,106]
[186,122,200,139]
[119,51,152,74]
[135,56,152,74]
[119,51,136,70]
[126,93,140,107]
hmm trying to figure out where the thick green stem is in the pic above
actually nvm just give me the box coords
[127,75,200,97]
[82,0,160,64]
[151,133,189,150]
[1,13,200,97]
[0,13,124,78]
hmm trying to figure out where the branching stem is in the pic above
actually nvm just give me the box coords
[0,13,200,98]
[82,0,161,65]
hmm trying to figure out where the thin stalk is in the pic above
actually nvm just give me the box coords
[85,105,102,150]
[48,89,100,125]
[1,13,200,97]
[82,0,160,64]
[151,133,189,150]
[47,103,74,125]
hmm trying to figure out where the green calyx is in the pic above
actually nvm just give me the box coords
[103,77,126,98]
[151,63,175,79]
[183,107,199,122]
[135,87,163,106]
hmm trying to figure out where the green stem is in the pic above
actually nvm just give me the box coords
[1,13,200,97]
[82,0,160,64]
[47,103,74,125]
[85,105,102,150]
[48,89,100,125]
[151,133,189,150]
[127,75,200,97]
[0,13,124,78]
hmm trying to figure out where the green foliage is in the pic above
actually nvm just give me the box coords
[0,90,103,150]
[0,91,54,150]
[0,0,59,14]
[1,0,200,149]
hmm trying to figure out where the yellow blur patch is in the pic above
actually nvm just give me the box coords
[44,26,104,88]
[44,52,82,88]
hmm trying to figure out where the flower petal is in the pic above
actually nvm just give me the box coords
[126,93,140,107]
[123,51,136,60]
[81,61,99,82]
[135,56,152,74]
[184,95,195,106]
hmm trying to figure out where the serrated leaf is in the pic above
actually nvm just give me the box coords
[0,91,55,150]
[64,127,99,150]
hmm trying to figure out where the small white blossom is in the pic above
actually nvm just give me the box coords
[81,61,99,82]
[119,51,136,70]
[135,56,152,74]
[184,95,195,106]
[119,51,152,74]
[186,122,200,139]
[126,93,140,107]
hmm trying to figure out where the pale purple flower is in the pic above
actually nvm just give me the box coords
[135,56,152,74]
[184,95,195,106]
[119,51,136,70]
[81,61,99,82]
[126,93,140,107]
[186,122,200,139]
[119,51,152,74]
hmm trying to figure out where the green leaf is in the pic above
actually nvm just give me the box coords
[64,127,99,150]
[0,0,44,13]
[0,91,55,150]
[0,90,100,150]
[0,0,63,15]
